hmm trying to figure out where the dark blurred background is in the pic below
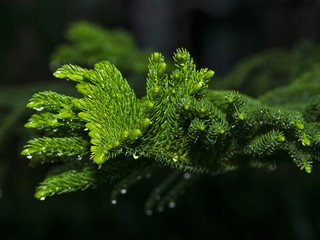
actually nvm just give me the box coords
[2,0,320,86]
[1,0,320,239]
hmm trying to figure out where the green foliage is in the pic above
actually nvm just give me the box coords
[50,21,151,75]
[50,21,156,97]
[259,66,320,111]
[304,95,320,122]
[22,48,320,213]
[0,83,80,192]
[35,164,97,200]
[22,137,89,166]
[215,39,320,97]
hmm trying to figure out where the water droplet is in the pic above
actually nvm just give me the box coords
[40,197,46,201]
[133,153,139,159]
[155,195,160,201]
[34,107,44,111]
[26,155,32,159]
[269,164,277,171]
[137,175,141,180]
[158,207,164,212]
[146,173,151,178]
[169,201,176,208]
[146,209,153,216]
[120,189,127,194]
[183,173,191,179]
[111,199,117,205]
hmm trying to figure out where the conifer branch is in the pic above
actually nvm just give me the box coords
[35,164,97,200]
[22,48,320,212]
